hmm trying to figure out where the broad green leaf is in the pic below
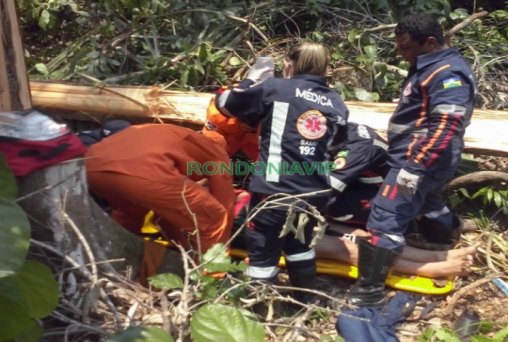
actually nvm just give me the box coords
[148,273,184,290]
[106,326,174,342]
[347,29,359,43]
[203,260,247,273]
[228,56,242,66]
[201,244,247,273]
[330,51,343,61]
[202,243,229,265]
[198,43,209,61]
[38,9,51,30]
[35,63,49,76]
[363,45,377,58]
[354,88,376,102]
[190,304,264,342]
[471,336,491,342]
[0,155,17,200]
[434,328,461,341]
[0,293,32,341]
[493,191,503,208]
[492,325,508,341]
[0,199,30,278]
[11,260,59,319]
[457,187,470,198]
[11,319,43,342]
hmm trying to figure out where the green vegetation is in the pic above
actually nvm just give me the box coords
[0,156,59,342]
[17,0,508,108]
[2,1,507,341]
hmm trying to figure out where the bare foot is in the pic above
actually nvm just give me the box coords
[416,255,474,278]
[443,242,480,261]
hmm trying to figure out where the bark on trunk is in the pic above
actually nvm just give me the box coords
[16,160,144,275]
[0,0,31,111]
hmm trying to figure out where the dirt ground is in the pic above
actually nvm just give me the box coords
[307,263,508,340]
[304,228,508,341]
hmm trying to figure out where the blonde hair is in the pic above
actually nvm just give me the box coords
[286,42,328,77]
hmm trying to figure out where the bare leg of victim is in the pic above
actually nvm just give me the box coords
[402,243,480,263]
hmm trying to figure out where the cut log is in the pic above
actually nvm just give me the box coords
[0,0,31,111]
[29,81,508,157]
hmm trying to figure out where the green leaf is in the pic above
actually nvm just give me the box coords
[148,273,184,290]
[228,56,242,66]
[202,244,229,265]
[0,290,31,341]
[457,187,470,198]
[0,199,30,278]
[35,63,49,76]
[190,304,264,342]
[347,29,359,43]
[471,335,491,342]
[493,191,503,208]
[434,328,461,341]
[354,88,376,102]
[11,260,59,319]
[11,319,44,342]
[198,43,209,61]
[106,326,174,342]
[0,155,17,200]
[201,244,247,273]
[492,325,508,341]
[38,9,51,30]
[363,45,377,58]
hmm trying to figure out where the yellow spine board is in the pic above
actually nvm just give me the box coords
[229,248,454,295]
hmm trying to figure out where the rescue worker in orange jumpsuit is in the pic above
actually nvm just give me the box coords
[85,123,236,255]
[202,88,259,161]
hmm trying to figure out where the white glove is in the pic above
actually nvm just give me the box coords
[246,57,274,82]
[396,168,420,196]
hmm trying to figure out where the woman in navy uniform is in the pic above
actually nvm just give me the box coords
[216,42,349,302]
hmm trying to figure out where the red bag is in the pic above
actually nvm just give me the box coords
[0,110,86,176]
[0,133,87,176]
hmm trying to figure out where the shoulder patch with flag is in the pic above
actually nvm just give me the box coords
[442,77,462,89]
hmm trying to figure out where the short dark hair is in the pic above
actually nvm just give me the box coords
[395,14,445,45]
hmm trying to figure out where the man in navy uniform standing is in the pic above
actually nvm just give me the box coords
[346,13,477,307]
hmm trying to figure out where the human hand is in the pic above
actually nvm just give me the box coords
[396,168,420,195]
[246,57,274,82]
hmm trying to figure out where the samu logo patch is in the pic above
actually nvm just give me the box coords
[296,110,327,140]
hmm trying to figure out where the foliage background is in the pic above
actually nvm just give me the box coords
[18,0,508,109]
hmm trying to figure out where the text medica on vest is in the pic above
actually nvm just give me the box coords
[296,88,333,107]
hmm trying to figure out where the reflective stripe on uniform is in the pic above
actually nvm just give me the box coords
[373,139,388,150]
[388,122,428,135]
[432,104,467,116]
[285,249,316,262]
[423,206,451,219]
[266,101,289,183]
[358,176,384,184]
[330,175,347,192]
[245,265,279,279]
[216,89,235,117]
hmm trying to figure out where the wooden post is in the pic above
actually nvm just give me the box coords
[0,0,32,111]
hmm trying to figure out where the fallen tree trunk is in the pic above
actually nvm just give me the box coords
[445,171,508,193]
[29,81,508,157]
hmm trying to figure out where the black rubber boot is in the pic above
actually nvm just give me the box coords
[286,258,316,304]
[345,239,399,307]
[421,215,463,245]
[407,215,463,251]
